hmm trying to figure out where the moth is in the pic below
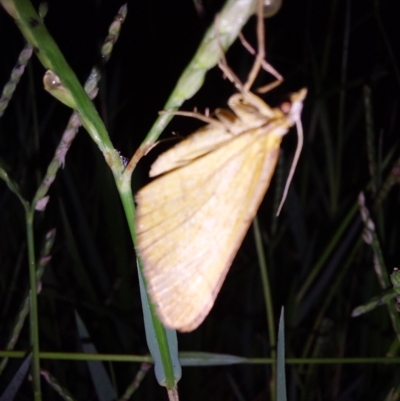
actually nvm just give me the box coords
[135,0,306,332]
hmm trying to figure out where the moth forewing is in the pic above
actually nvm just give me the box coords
[137,132,280,331]
[148,124,235,177]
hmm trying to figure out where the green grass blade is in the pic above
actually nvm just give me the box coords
[178,352,248,366]
[75,312,117,401]
[137,262,181,389]
[0,353,32,401]
[277,308,287,401]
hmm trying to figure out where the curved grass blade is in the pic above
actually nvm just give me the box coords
[0,353,32,401]
[75,312,117,401]
[277,308,287,401]
[137,261,181,389]
[178,352,248,366]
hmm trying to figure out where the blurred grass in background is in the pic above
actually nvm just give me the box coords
[0,0,400,400]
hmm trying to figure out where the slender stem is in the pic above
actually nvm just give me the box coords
[26,209,41,400]
[1,350,400,365]
[253,216,276,401]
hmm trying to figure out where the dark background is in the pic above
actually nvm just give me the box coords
[0,0,400,400]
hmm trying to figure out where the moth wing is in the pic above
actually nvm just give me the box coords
[135,124,284,331]
[150,120,237,177]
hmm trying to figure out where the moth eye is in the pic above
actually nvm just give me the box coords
[263,0,282,18]
[280,101,291,114]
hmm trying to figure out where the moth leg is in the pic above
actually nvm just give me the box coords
[238,32,283,94]
[160,110,226,130]
[214,14,246,94]
[256,78,283,94]
[244,0,283,92]
[217,0,283,95]
[217,59,247,95]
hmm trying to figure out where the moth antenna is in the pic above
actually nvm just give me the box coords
[276,117,303,216]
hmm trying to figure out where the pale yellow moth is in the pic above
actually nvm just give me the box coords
[135,0,306,332]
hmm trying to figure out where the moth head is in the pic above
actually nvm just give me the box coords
[280,88,307,124]
[289,88,307,120]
